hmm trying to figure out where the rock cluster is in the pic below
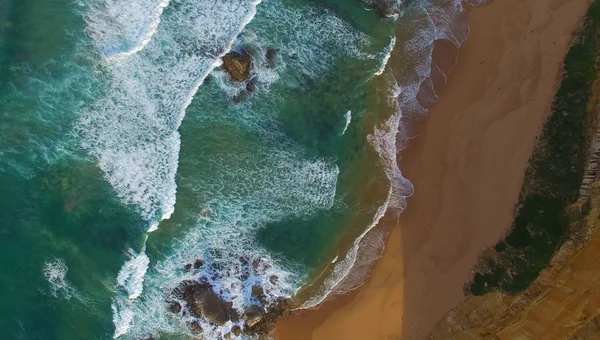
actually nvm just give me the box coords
[167,259,291,337]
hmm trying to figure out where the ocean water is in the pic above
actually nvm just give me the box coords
[0,0,470,338]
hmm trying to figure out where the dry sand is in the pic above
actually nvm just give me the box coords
[275,0,591,338]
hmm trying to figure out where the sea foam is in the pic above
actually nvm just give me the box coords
[78,0,263,229]
[107,1,376,335]
[43,259,84,301]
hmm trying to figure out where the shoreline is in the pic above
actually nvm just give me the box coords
[275,0,591,338]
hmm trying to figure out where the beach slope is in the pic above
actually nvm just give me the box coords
[275,0,590,338]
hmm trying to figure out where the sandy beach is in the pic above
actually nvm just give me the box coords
[275,0,591,338]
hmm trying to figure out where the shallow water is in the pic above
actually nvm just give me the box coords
[0,0,469,338]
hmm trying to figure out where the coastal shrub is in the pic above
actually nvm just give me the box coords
[468,1,600,295]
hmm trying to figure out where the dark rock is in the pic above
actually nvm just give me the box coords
[251,285,266,304]
[184,263,193,272]
[245,77,257,94]
[242,305,264,328]
[231,325,242,336]
[190,321,203,334]
[168,301,182,313]
[269,275,278,285]
[222,50,252,82]
[211,262,224,272]
[224,332,232,340]
[193,259,203,270]
[266,48,278,69]
[251,285,263,298]
[175,280,239,325]
[240,270,250,282]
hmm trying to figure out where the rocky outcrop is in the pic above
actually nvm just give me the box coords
[168,301,181,313]
[431,180,600,339]
[174,280,239,325]
[222,50,252,82]
[168,278,291,336]
[189,321,203,335]
[231,325,242,336]
[243,305,265,328]
[579,88,600,200]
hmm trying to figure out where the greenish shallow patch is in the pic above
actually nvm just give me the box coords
[0,0,401,338]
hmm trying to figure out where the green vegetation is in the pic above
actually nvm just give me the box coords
[469,1,600,295]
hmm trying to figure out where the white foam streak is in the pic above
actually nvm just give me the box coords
[79,0,265,230]
[112,299,134,339]
[374,36,396,76]
[341,111,352,135]
[106,0,170,58]
[85,0,170,57]
[116,249,150,300]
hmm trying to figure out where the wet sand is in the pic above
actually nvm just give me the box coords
[275,0,591,338]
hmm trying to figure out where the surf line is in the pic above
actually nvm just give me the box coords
[300,85,412,310]
[146,0,264,233]
[374,36,396,77]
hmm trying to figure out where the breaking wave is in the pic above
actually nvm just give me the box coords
[116,249,150,300]
[77,0,263,229]
[105,1,377,337]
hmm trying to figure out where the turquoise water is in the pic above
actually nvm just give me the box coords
[0,0,470,338]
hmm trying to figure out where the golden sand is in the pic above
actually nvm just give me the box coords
[275,0,591,338]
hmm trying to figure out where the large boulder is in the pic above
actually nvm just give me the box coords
[175,280,239,325]
[222,50,252,82]
[168,301,182,313]
[190,321,203,334]
[231,325,242,336]
[251,285,266,304]
[242,305,264,328]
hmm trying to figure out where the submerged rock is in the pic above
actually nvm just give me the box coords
[222,50,252,82]
[266,47,278,69]
[168,301,182,313]
[189,321,203,334]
